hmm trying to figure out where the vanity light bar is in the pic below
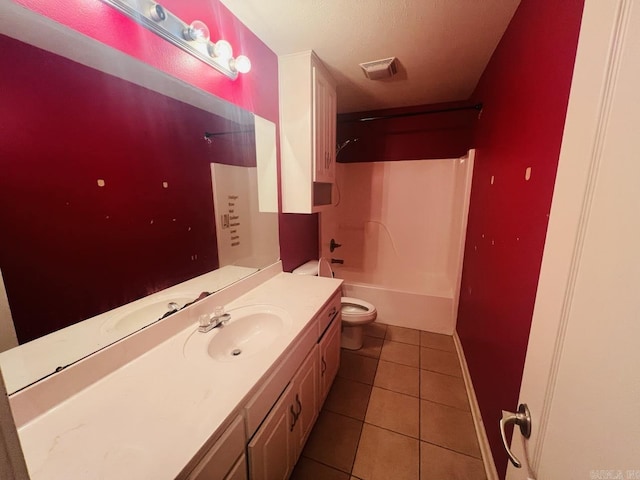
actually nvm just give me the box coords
[100,0,251,79]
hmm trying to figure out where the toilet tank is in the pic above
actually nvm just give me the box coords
[292,259,333,278]
[292,260,319,276]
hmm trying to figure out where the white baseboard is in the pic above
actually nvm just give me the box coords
[453,331,499,480]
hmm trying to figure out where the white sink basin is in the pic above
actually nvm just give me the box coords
[183,304,292,362]
[100,293,197,335]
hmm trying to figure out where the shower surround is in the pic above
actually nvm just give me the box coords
[320,152,473,334]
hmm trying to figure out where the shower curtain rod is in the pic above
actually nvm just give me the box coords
[204,129,254,139]
[339,102,483,123]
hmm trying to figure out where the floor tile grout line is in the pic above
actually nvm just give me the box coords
[420,439,485,460]
[418,343,422,479]
[420,366,465,379]
[380,359,420,369]
[350,354,380,477]
[362,419,421,442]
[322,404,366,422]
[335,371,376,388]
[419,365,464,379]
[370,383,420,399]
[420,344,458,355]
[418,397,472,412]
[383,338,421,347]
[420,396,475,412]
[299,454,353,476]
[382,337,421,348]
[310,409,366,475]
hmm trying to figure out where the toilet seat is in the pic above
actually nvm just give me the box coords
[291,259,378,350]
[341,297,377,324]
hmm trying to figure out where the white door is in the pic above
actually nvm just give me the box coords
[504,1,640,478]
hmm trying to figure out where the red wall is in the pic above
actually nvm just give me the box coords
[456,0,584,476]
[10,1,318,275]
[337,102,477,163]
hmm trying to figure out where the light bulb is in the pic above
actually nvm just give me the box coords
[209,40,233,61]
[230,55,251,74]
[184,20,210,43]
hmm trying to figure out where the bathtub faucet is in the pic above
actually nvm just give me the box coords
[331,258,344,264]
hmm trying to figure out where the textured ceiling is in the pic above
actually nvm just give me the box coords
[220,0,521,113]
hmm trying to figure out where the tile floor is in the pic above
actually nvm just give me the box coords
[291,323,487,480]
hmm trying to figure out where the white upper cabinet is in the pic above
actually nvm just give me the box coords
[279,51,337,213]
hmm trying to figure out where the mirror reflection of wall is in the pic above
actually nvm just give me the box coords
[211,163,279,268]
[0,32,280,391]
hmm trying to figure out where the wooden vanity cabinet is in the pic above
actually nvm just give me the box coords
[318,313,341,406]
[247,348,319,480]
[226,455,249,480]
[186,290,341,480]
[248,292,339,479]
[291,346,319,457]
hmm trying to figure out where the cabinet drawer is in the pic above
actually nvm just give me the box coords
[318,291,341,338]
[187,415,245,480]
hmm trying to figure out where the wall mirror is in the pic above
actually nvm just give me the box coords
[0,12,280,394]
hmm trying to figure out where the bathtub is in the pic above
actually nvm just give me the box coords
[340,280,456,335]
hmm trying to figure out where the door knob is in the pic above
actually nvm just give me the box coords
[499,403,532,468]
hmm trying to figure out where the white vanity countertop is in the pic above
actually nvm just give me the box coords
[0,265,259,395]
[15,272,342,479]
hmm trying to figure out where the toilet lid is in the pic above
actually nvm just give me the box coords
[318,258,333,278]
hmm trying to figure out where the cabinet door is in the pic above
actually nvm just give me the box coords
[324,84,337,183]
[318,317,341,405]
[248,383,296,480]
[313,65,329,183]
[187,415,245,480]
[225,454,248,480]
[292,347,319,459]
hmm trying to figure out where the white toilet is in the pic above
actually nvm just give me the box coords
[292,259,377,350]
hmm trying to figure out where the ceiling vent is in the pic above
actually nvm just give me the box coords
[359,57,398,80]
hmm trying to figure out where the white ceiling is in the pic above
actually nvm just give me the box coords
[220,0,521,113]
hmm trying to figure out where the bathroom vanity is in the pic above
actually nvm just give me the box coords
[8,263,342,479]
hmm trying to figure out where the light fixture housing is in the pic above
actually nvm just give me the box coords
[149,4,166,22]
[100,0,250,80]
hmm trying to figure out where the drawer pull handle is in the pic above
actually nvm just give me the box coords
[290,405,297,432]
[321,357,327,375]
[295,394,302,417]
[328,306,337,318]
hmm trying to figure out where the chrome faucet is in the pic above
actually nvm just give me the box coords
[159,301,182,320]
[198,306,231,333]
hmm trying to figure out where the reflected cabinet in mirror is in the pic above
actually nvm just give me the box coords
[0,33,279,394]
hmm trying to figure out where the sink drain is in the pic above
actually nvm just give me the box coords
[231,348,242,356]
